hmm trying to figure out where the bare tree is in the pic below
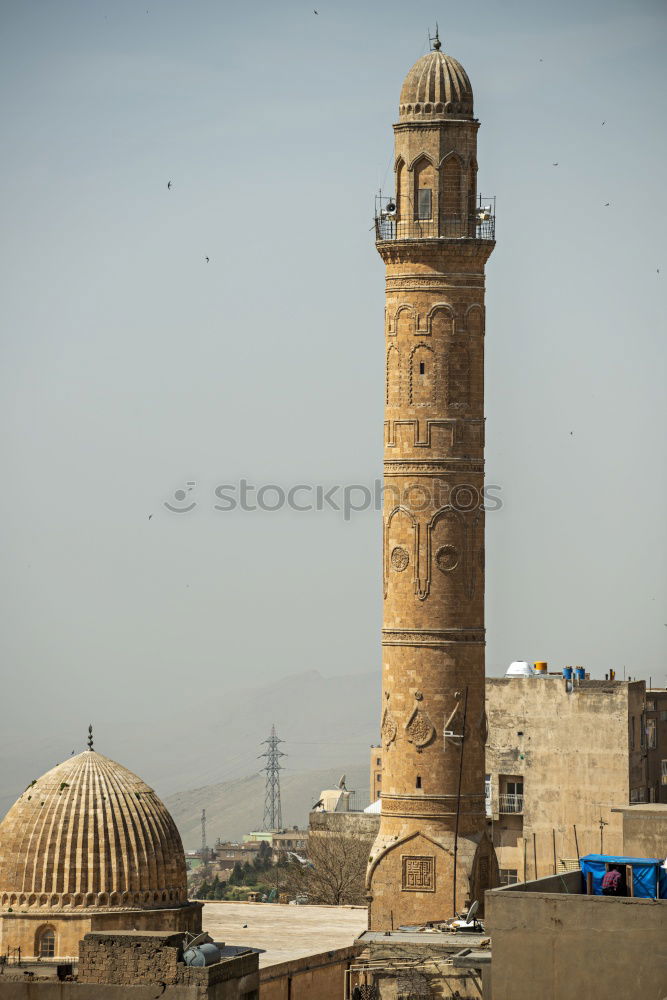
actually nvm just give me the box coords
[280,832,368,906]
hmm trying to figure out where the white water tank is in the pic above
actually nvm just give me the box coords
[505,661,534,678]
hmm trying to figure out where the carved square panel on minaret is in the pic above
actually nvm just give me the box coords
[402,855,435,892]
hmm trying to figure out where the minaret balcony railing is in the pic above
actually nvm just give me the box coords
[375,213,495,242]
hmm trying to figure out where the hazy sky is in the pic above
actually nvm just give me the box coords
[1,0,666,789]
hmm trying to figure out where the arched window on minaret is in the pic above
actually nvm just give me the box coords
[395,158,405,220]
[386,345,401,406]
[413,156,435,225]
[441,155,462,235]
[410,344,436,406]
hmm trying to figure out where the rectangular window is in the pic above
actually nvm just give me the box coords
[417,188,432,220]
[630,717,635,750]
[376,757,381,766]
[499,868,519,886]
[419,361,425,375]
[641,714,646,748]
[647,699,656,711]
[660,711,667,722]
[506,780,524,797]
[416,775,422,789]
[647,718,657,749]
[661,760,667,785]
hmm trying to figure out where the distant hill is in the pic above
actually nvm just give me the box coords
[0,670,380,828]
[166,762,371,849]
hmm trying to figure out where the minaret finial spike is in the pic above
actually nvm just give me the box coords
[87,724,94,751]
[430,23,441,51]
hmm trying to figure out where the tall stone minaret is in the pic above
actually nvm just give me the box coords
[367,37,498,930]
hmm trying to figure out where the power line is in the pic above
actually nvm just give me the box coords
[259,724,285,831]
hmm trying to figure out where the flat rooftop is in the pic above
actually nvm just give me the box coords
[201,901,367,968]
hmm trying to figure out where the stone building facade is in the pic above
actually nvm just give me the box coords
[485,676,649,881]
[367,39,497,929]
[0,748,201,960]
[372,675,663,886]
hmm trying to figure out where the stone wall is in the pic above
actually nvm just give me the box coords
[0,904,202,962]
[78,931,182,985]
[309,810,380,844]
[487,885,667,1000]
[259,945,362,1000]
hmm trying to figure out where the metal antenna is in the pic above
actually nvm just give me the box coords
[259,725,286,831]
[87,724,94,751]
[201,809,207,853]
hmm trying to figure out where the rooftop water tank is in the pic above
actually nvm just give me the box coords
[183,943,222,967]
[505,661,534,678]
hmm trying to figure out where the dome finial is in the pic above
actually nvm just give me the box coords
[430,23,441,51]
[87,724,94,751]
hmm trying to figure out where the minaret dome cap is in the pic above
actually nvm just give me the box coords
[399,48,473,122]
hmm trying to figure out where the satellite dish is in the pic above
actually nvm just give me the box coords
[465,900,479,924]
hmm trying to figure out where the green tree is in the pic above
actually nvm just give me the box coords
[255,840,272,870]
[229,862,244,886]
[198,879,210,900]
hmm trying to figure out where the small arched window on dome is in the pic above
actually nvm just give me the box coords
[37,926,56,958]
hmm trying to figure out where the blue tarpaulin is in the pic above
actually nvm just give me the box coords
[580,854,667,899]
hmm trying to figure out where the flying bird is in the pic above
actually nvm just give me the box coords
[602,121,606,125]
[604,202,610,207]
[167,181,171,190]
[205,257,210,263]
[148,514,153,520]
[313,8,318,13]
[552,162,559,166]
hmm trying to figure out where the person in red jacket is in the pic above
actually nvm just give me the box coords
[601,866,625,896]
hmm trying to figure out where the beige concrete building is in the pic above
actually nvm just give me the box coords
[0,746,200,962]
[486,675,648,883]
[368,35,497,932]
[486,868,667,1000]
[612,802,667,860]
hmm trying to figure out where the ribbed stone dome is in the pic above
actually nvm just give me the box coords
[0,750,187,912]
[399,48,473,121]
